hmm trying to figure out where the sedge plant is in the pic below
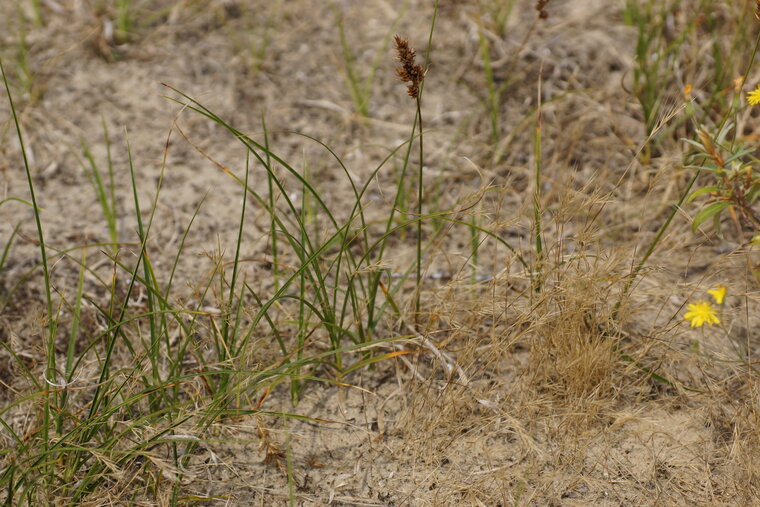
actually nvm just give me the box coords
[0,2,559,502]
[0,57,415,504]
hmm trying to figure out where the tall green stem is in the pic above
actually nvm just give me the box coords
[1,59,55,476]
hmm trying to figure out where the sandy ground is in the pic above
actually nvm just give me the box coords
[1,0,759,505]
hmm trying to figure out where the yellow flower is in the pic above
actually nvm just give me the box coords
[747,85,760,105]
[684,301,720,328]
[707,285,727,305]
[683,84,692,100]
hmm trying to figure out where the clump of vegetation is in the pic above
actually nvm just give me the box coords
[0,0,758,504]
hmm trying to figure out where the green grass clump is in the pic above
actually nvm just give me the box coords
[0,5,518,501]
[0,59,411,504]
[335,5,405,117]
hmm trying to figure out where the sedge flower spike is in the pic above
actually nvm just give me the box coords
[684,301,720,328]
[707,285,727,305]
[394,35,425,99]
[747,85,760,105]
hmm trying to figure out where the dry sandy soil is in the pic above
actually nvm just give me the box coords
[1,0,759,505]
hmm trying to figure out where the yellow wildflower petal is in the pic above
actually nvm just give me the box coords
[747,85,760,106]
[707,285,727,305]
[684,301,720,328]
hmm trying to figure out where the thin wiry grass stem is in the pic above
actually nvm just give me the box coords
[1,58,55,483]
[533,66,544,293]
[613,170,700,321]
[415,96,423,326]
[413,0,439,329]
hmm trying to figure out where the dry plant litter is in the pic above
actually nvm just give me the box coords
[0,0,758,505]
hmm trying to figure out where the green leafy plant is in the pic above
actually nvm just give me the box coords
[7,5,44,106]
[0,57,404,504]
[684,124,760,236]
[622,0,753,162]
[73,121,120,252]
[335,5,405,117]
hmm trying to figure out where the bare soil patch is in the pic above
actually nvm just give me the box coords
[1,1,758,505]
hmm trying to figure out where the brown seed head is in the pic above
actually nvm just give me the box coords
[535,0,550,19]
[394,35,425,99]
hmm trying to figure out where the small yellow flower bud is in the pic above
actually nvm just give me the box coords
[707,285,727,305]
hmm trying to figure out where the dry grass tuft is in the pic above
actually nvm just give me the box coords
[529,289,619,401]
[727,383,760,502]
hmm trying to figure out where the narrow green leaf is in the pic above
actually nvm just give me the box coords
[685,186,718,204]
[691,201,729,231]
